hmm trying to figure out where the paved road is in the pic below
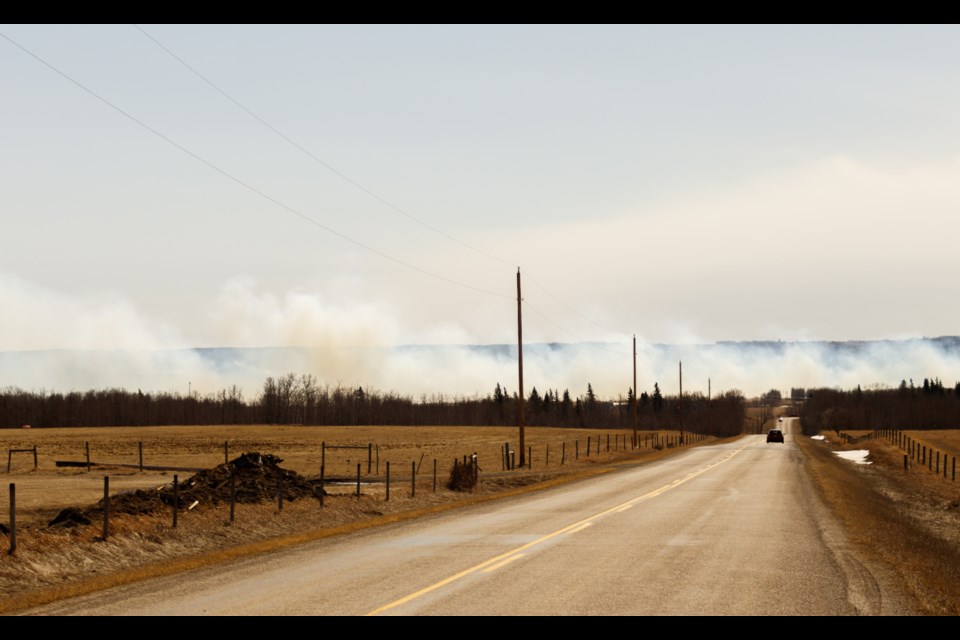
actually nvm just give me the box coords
[24,419,916,615]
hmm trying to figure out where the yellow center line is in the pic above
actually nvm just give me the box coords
[566,521,594,534]
[365,443,748,615]
[481,553,527,573]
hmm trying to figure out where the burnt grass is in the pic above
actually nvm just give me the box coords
[49,453,324,528]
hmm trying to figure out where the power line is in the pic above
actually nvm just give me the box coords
[133,24,515,269]
[0,30,512,302]
[132,25,633,343]
[523,300,630,355]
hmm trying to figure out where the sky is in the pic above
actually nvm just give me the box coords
[3,24,960,400]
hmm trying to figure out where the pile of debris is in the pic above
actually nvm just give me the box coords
[49,452,324,528]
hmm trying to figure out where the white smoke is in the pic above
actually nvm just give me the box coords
[1,272,959,400]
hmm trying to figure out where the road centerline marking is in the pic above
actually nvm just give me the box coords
[365,442,748,615]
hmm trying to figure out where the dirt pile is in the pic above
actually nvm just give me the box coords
[48,453,323,527]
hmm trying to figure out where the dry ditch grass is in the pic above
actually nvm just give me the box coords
[796,429,960,615]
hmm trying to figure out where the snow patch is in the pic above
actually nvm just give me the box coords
[834,449,872,465]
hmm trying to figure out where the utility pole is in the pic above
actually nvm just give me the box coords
[632,335,638,447]
[708,377,712,436]
[517,268,525,468]
[679,361,684,445]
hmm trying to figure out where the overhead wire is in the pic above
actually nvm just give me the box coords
[133,24,516,270]
[131,25,636,348]
[0,30,513,303]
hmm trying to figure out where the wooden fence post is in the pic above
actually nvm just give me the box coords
[86,441,90,472]
[904,454,908,471]
[319,465,325,508]
[172,474,179,529]
[433,459,437,493]
[8,483,15,555]
[386,461,390,501]
[528,446,532,469]
[411,461,416,498]
[562,442,566,465]
[230,472,236,523]
[224,441,229,466]
[368,444,373,475]
[356,463,361,500]
[546,444,549,466]
[576,440,579,460]
[32,445,37,470]
[587,437,591,457]
[139,441,143,472]
[102,476,110,541]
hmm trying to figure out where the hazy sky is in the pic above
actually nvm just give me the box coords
[3,24,960,397]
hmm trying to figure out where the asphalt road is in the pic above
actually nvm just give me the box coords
[23,418,917,615]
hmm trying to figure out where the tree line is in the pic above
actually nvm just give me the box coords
[799,378,960,435]
[0,372,745,435]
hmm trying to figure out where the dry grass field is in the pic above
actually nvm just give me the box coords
[3,422,958,615]
[0,424,694,613]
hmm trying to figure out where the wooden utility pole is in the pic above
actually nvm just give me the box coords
[679,361,684,445]
[708,378,712,436]
[517,268,526,468]
[632,335,638,446]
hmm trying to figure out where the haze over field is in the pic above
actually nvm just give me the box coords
[3,25,960,399]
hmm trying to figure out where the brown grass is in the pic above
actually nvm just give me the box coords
[796,429,960,615]
[0,424,682,614]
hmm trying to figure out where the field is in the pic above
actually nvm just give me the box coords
[2,422,959,615]
[0,424,698,613]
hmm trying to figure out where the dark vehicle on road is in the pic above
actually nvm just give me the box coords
[767,428,784,443]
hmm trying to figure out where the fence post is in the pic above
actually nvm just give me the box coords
[319,464,325,508]
[528,445,532,469]
[356,463,361,500]
[224,441,229,466]
[376,445,380,476]
[8,483,15,555]
[139,441,143,472]
[32,445,37,470]
[937,451,941,475]
[230,472,236,523]
[562,442,566,465]
[587,437,591,457]
[172,474,179,529]
[576,440,579,460]
[86,441,91,472]
[411,461,416,498]
[433,459,437,493]
[386,462,390,501]
[368,444,373,475]
[904,454,908,471]
[321,442,326,472]
[607,434,610,452]
[102,476,110,541]
[597,436,600,454]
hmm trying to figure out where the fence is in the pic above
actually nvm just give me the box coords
[1,430,709,555]
[841,429,958,483]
